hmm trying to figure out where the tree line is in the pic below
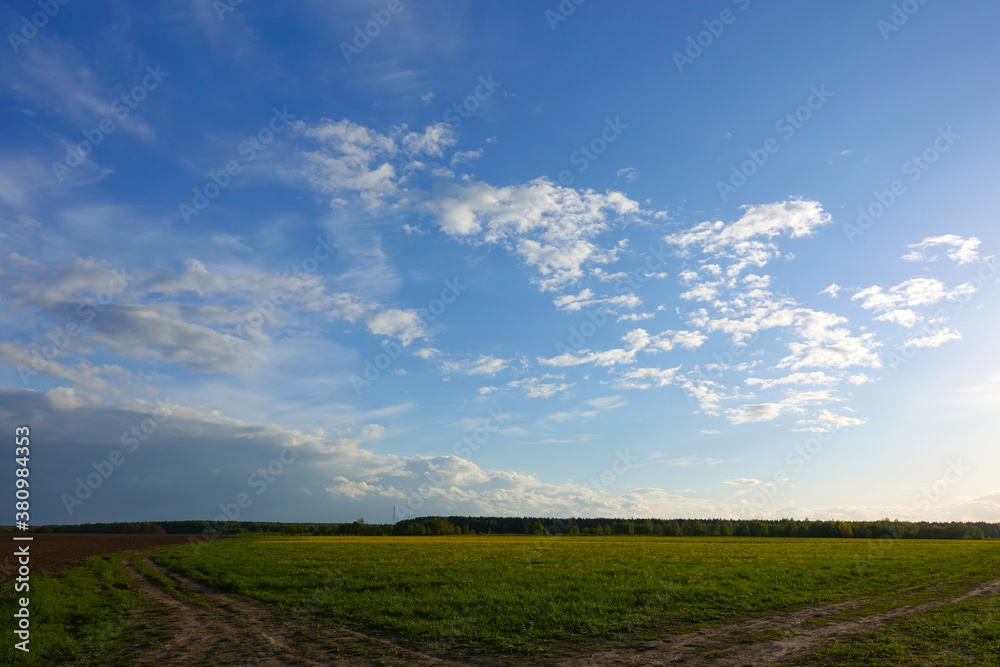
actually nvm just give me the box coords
[9,516,997,540]
[394,516,996,539]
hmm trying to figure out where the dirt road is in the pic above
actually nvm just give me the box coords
[122,555,471,666]
[122,553,999,666]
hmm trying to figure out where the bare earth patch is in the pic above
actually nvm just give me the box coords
[122,555,473,666]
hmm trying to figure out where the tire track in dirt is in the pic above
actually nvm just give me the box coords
[123,554,472,666]
[553,578,1000,666]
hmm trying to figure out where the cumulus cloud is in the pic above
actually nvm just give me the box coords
[425,177,640,291]
[903,234,981,265]
[904,327,962,349]
[366,309,431,347]
[726,390,838,424]
[664,199,831,275]
[794,409,867,432]
[853,278,976,312]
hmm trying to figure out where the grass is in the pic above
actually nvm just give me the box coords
[152,535,1000,657]
[788,594,1000,666]
[0,550,163,665]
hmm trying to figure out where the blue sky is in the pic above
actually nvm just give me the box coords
[1,0,998,525]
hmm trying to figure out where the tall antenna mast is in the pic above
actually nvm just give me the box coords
[392,505,396,524]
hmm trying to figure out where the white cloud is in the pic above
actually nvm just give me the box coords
[507,376,572,398]
[724,478,761,486]
[664,199,831,274]
[657,455,724,467]
[327,477,384,499]
[616,167,638,183]
[426,177,640,291]
[820,284,840,297]
[794,409,867,433]
[765,309,882,371]
[401,123,457,158]
[366,309,431,347]
[618,366,681,389]
[618,312,655,322]
[853,278,976,312]
[292,118,401,208]
[360,424,385,441]
[903,235,981,265]
[745,371,838,390]
[538,328,649,367]
[44,386,104,410]
[450,149,483,169]
[441,355,509,376]
[904,327,961,349]
[726,390,837,424]
[584,395,627,410]
[553,288,641,313]
[874,308,922,328]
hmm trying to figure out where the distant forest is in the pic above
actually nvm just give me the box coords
[7,516,998,540]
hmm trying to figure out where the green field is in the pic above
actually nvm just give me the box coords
[0,551,163,665]
[5,535,998,665]
[153,535,1000,658]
